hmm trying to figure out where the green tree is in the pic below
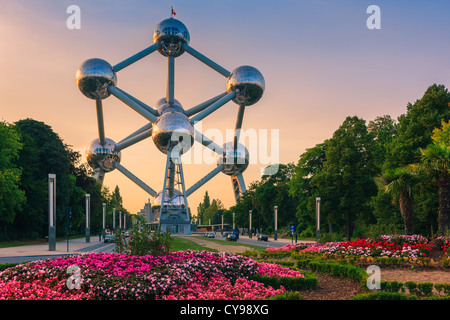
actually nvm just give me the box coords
[14,119,72,238]
[420,121,450,235]
[317,116,378,240]
[0,121,25,239]
[289,142,327,236]
[383,167,417,235]
[196,191,210,224]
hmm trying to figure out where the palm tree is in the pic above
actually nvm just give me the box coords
[383,167,416,235]
[421,142,450,236]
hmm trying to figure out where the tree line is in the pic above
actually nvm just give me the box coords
[0,118,130,241]
[196,84,450,240]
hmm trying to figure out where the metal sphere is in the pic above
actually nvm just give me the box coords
[85,138,121,172]
[153,18,190,57]
[76,58,117,100]
[217,142,249,175]
[226,65,265,106]
[155,97,184,115]
[152,189,185,208]
[152,112,194,155]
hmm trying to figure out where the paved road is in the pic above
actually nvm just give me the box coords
[196,233,314,249]
[0,238,117,264]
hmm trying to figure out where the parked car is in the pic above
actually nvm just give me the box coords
[104,235,115,243]
[121,231,130,238]
[257,234,268,241]
[208,233,215,238]
[226,234,237,242]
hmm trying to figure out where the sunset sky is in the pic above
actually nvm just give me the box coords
[1,1,450,216]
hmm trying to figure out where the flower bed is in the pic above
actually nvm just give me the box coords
[265,242,324,252]
[267,235,432,259]
[0,250,307,300]
[434,236,450,257]
[320,238,431,259]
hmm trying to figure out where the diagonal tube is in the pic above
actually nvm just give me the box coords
[194,129,223,155]
[116,89,159,117]
[107,86,158,123]
[184,92,228,117]
[190,91,236,123]
[113,43,161,72]
[118,122,153,145]
[185,164,224,197]
[182,43,231,77]
[112,161,157,197]
[115,127,152,151]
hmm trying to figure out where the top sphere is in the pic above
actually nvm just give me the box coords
[76,58,117,100]
[153,18,190,57]
[226,66,265,106]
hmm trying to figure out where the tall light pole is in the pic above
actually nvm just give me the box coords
[232,212,235,230]
[48,174,56,251]
[85,194,90,243]
[102,203,106,238]
[316,197,321,242]
[274,205,278,241]
[249,210,252,239]
[113,207,116,232]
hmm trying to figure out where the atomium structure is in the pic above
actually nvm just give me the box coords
[77,16,265,234]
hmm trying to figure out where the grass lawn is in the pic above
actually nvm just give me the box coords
[191,236,267,252]
[170,236,218,252]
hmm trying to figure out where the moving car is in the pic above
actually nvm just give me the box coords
[257,234,268,241]
[207,233,215,238]
[226,234,237,242]
[104,235,115,243]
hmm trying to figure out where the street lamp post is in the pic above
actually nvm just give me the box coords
[102,203,106,239]
[48,174,56,251]
[232,212,235,230]
[249,210,252,239]
[274,205,278,241]
[85,194,90,243]
[316,197,321,242]
[113,207,116,232]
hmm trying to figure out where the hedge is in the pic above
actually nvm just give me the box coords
[250,269,318,291]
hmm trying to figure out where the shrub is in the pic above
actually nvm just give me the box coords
[350,292,416,300]
[265,291,303,300]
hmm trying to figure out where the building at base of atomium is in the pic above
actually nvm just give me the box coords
[76,16,265,234]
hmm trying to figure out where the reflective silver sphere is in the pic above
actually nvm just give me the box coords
[226,66,265,106]
[152,112,194,154]
[217,142,249,175]
[153,18,190,57]
[86,138,121,172]
[152,189,185,207]
[76,58,117,100]
[155,97,184,115]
